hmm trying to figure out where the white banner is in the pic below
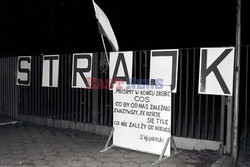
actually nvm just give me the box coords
[42,55,59,87]
[113,84,171,156]
[198,47,235,96]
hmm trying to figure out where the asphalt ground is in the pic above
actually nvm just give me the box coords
[0,118,222,167]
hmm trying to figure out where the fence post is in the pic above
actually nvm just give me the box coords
[232,0,241,161]
[92,53,99,124]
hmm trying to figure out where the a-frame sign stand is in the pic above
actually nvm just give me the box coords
[100,128,115,153]
[100,128,182,166]
[152,136,182,166]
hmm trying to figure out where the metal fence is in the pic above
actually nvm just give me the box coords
[0,56,18,118]
[16,49,226,142]
[17,54,95,124]
[98,49,226,141]
[0,48,233,144]
[239,46,250,156]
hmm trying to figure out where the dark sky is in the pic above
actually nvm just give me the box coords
[0,0,249,55]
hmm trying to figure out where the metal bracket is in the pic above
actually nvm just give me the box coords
[100,128,115,153]
[152,136,182,166]
[0,121,22,126]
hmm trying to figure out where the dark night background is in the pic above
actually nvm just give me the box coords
[0,0,249,55]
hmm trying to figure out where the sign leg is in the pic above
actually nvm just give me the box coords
[100,128,115,153]
[152,136,182,166]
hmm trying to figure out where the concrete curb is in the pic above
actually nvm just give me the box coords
[211,156,236,167]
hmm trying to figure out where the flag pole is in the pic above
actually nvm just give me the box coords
[232,0,241,161]
[92,0,110,66]
[100,34,110,66]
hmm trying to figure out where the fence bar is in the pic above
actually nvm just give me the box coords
[67,54,71,120]
[220,96,225,142]
[4,58,6,115]
[57,55,60,120]
[7,58,10,116]
[5,57,7,115]
[35,56,38,117]
[191,49,196,138]
[44,87,48,118]
[14,57,18,118]
[109,53,113,126]
[5,58,7,116]
[6,58,8,115]
[37,56,41,117]
[6,58,8,116]
[226,97,233,153]
[212,96,215,140]
[47,85,50,118]
[185,49,189,137]
[68,54,72,121]
[109,90,113,126]
[54,75,58,119]
[198,94,202,138]
[87,88,91,123]
[144,51,148,81]
[133,51,137,83]
[71,75,75,121]
[28,63,32,117]
[99,59,104,124]
[40,57,44,117]
[178,50,183,136]
[64,54,68,120]
[0,60,2,115]
[139,51,142,80]
[205,95,209,139]
[92,53,99,124]
[75,81,79,122]
[84,86,87,123]
[0,60,1,115]
[104,79,108,125]
[69,54,74,122]
[33,56,37,117]
[244,46,249,155]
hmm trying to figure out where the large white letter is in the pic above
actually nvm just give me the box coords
[72,53,92,88]
[17,56,31,86]
[198,47,235,96]
[150,49,179,93]
[109,51,133,88]
[42,55,59,87]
